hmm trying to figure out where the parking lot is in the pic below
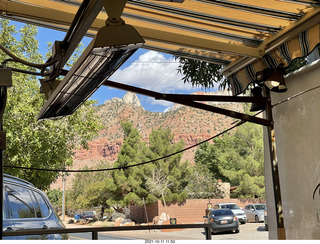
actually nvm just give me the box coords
[96,222,269,240]
[209,222,268,240]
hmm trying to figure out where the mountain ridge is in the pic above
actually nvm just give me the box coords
[74,90,244,164]
[51,91,245,189]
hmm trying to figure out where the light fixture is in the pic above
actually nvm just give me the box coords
[38,0,144,119]
[0,68,13,87]
[249,86,266,112]
[255,67,287,93]
[265,68,287,93]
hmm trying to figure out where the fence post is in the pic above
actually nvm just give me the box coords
[205,225,211,240]
[92,230,98,240]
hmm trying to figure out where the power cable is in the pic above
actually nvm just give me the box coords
[271,84,320,108]
[0,43,57,69]
[3,119,246,173]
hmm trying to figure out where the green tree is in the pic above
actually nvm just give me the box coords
[186,164,223,199]
[107,120,154,209]
[46,188,63,208]
[0,20,103,190]
[175,56,228,90]
[146,126,191,204]
[68,161,116,218]
[195,123,265,198]
[107,122,191,209]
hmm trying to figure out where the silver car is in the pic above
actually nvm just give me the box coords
[243,204,266,223]
[213,203,247,224]
[3,174,68,240]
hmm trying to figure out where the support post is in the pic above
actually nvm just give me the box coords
[0,68,12,240]
[0,130,3,241]
[92,230,98,240]
[62,172,66,222]
[0,87,8,240]
[205,225,212,240]
[265,89,286,240]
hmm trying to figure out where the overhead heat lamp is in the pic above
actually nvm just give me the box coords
[38,0,144,119]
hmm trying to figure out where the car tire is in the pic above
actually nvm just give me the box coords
[235,229,240,233]
[240,220,246,224]
[265,224,268,231]
[255,215,259,223]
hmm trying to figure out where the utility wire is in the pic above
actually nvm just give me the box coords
[0,43,57,69]
[4,119,246,173]
[271,84,320,108]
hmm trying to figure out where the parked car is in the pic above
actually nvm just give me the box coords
[213,203,247,224]
[83,211,97,221]
[264,208,268,231]
[243,204,266,223]
[2,174,68,240]
[74,214,84,222]
[205,209,239,234]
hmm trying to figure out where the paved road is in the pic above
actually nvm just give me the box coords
[69,232,137,240]
[93,222,268,240]
[209,222,268,240]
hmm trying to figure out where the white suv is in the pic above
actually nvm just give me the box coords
[213,203,247,224]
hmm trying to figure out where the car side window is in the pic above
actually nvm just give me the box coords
[245,205,250,210]
[33,191,50,218]
[5,184,36,219]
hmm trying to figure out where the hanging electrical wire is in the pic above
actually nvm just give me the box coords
[4,119,247,173]
[271,84,320,108]
[0,43,58,69]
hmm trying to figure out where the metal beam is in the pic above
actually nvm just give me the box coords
[103,80,272,126]
[161,93,270,103]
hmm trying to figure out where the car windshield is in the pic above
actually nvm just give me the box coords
[211,209,233,216]
[221,204,240,210]
[84,211,94,215]
[255,205,266,210]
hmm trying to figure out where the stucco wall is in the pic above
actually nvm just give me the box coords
[130,198,266,224]
[264,60,320,239]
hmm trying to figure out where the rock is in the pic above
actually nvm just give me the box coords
[159,212,169,222]
[121,222,135,227]
[122,92,142,108]
[152,213,169,225]
[153,216,159,225]
[114,217,124,227]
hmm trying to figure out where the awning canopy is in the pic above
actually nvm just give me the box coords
[0,0,320,95]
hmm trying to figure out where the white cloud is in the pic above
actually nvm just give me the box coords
[110,50,195,93]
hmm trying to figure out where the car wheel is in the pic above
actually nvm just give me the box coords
[241,220,246,224]
[265,224,268,231]
[235,229,240,233]
[255,215,259,223]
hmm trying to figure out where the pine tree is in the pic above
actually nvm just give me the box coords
[195,123,265,198]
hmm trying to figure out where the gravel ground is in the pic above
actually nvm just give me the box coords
[64,221,269,240]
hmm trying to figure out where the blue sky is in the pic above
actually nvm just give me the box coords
[13,21,219,112]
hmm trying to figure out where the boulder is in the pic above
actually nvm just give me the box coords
[114,217,124,227]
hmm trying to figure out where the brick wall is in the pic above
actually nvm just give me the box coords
[130,198,266,224]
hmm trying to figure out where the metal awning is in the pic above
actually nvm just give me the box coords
[0,0,320,95]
